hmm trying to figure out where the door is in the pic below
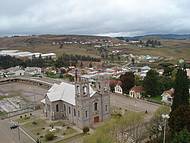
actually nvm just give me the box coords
[94,116,99,123]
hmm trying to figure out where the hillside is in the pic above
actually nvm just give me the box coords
[0,35,122,57]
[117,34,190,41]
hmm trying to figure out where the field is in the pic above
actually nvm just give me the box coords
[111,40,190,63]
[14,114,80,143]
[16,44,100,58]
[0,35,189,63]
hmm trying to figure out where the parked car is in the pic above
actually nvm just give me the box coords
[10,124,19,129]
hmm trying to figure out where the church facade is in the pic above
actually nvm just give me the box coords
[41,76,110,129]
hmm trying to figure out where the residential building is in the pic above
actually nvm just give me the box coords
[161,88,174,105]
[129,86,144,99]
[114,81,123,94]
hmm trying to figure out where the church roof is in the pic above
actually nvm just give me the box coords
[43,82,96,105]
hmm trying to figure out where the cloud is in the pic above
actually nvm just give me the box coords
[0,0,190,36]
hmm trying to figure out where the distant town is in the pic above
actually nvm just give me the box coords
[0,35,189,143]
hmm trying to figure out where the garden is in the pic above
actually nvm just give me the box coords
[15,114,80,143]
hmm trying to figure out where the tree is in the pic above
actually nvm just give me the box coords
[159,76,173,92]
[143,70,160,97]
[172,129,190,143]
[169,105,190,133]
[171,68,189,111]
[120,72,135,94]
[45,132,55,141]
[89,62,92,68]
[83,127,90,134]
[147,106,170,141]
[80,62,83,68]
[109,80,117,93]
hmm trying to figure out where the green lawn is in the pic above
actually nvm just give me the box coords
[0,111,7,116]
[15,116,79,143]
[146,95,162,104]
[151,95,162,101]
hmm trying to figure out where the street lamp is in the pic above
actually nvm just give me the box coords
[162,114,170,143]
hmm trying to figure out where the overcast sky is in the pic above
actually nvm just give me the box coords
[0,0,190,37]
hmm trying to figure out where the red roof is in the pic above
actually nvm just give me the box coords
[163,88,175,97]
[130,86,144,93]
[109,80,122,85]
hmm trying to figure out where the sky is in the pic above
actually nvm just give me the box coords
[0,0,190,37]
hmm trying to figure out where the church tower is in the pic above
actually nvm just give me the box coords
[75,69,91,128]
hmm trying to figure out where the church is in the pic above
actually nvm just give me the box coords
[41,73,110,129]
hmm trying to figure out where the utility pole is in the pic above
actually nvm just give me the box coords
[162,114,170,143]
[18,126,21,142]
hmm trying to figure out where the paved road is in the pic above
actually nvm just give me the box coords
[110,94,161,120]
[0,119,35,143]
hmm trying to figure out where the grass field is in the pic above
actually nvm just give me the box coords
[15,115,79,143]
[111,40,190,63]
[0,35,189,62]
[16,44,99,58]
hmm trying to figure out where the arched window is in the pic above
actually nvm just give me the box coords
[94,102,98,111]
[56,104,59,112]
[83,86,87,95]
[77,85,80,93]
[105,105,108,112]
[69,107,71,114]
[85,111,88,118]
[98,82,101,89]
[64,104,66,111]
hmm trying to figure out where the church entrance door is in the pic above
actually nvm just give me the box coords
[94,116,99,123]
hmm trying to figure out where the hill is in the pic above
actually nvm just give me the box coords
[117,34,190,41]
[0,35,122,57]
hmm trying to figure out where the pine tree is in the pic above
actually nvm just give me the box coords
[171,68,189,111]
[143,70,160,97]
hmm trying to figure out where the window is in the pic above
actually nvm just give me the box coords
[85,111,88,118]
[105,105,108,112]
[78,111,80,117]
[74,109,76,116]
[94,102,98,111]
[64,104,66,111]
[77,85,80,95]
[69,107,71,114]
[83,86,87,95]
[56,104,59,112]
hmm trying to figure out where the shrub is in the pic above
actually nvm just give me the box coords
[40,135,43,138]
[67,126,70,129]
[83,127,90,134]
[45,132,55,141]
[32,121,37,125]
[36,132,40,135]
[20,116,22,118]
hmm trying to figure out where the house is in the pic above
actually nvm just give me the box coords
[186,69,190,79]
[25,67,42,76]
[139,66,151,78]
[129,86,144,99]
[41,53,56,60]
[161,88,174,105]
[114,81,123,94]
[41,76,110,129]
[6,66,25,77]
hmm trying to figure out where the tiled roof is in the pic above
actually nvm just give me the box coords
[130,86,144,93]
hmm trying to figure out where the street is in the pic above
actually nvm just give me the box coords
[0,119,35,143]
[110,93,161,120]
